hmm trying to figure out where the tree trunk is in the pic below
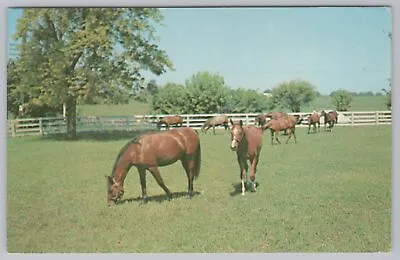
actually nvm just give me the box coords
[65,96,77,139]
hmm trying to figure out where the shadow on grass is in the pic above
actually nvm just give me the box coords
[230,182,260,197]
[40,129,162,142]
[118,191,201,205]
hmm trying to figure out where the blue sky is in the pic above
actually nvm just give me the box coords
[7,7,392,95]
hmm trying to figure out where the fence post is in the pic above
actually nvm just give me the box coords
[186,115,190,127]
[126,116,130,130]
[351,112,354,126]
[39,118,44,135]
[11,120,16,137]
[246,114,249,125]
[375,111,379,126]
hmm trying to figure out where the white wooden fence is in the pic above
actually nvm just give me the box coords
[7,111,392,138]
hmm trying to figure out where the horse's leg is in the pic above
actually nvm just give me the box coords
[249,156,258,192]
[292,127,297,143]
[213,125,216,135]
[238,155,248,195]
[308,124,311,134]
[286,128,292,144]
[138,167,148,204]
[148,166,172,200]
[181,157,194,198]
[275,130,281,144]
[270,129,275,145]
[317,122,320,132]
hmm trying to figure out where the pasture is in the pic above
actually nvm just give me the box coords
[7,125,391,252]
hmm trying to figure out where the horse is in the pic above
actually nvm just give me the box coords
[157,115,184,130]
[201,114,229,135]
[229,118,263,195]
[255,112,288,127]
[308,112,321,134]
[255,114,268,127]
[320,110,338,132]
[262,115,298,145]
[105,127,202,206]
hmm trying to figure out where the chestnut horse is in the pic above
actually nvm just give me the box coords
[157,115,184,130]
[320,110,338,132]
[255,112,288,127]
[201,114,229,135]
[229,118,263,195]
[262,115,298,145]
[105,127,201,206]
[308,112,321,134]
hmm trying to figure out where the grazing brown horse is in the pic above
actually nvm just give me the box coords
[320,110,338,132]
[229,118,263,195]
[157,115,184,130]
[308,112,321,134]
[262,116,297,145]
[201,114,229,135]
[255,112,288,127]
[105,127,201,206]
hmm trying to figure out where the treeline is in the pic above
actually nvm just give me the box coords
[329,90,384,97]
[136,71,392,114]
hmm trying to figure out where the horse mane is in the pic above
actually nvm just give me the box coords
[111,136,141,177]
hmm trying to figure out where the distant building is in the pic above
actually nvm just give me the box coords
[263,93,272,97]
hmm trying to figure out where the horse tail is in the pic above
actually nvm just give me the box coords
[193,141,202,180]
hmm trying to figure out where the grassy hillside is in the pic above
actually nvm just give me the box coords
[76,95,389,116]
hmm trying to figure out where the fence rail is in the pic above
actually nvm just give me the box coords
[7,111,392,137]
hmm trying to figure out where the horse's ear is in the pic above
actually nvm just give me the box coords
[229,118,234,126]
[239,120,243,127]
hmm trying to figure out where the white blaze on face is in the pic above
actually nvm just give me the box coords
[230,128,241,150]
[231,138,237,149]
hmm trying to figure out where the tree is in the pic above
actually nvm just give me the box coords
[152,72,231,114]
[11,8,173,139]
[331,89,353,111]
[223,88,274,113]
[152,83,189,114]
[7,60,22,117]
[146,79,158,95]
[185,71,230,114]
[271,79,317,112]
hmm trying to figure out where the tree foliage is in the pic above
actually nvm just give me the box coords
[152,83,188,114]
[152,71,230,114]
[271,79,317,112]
[185,72,230,114]
[9,8,173,138]
[152,72,275,114]
[331,89,353,111]
[223,88,274,113]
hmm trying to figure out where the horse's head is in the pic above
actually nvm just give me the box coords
[320,110,326,116]
[105,175,124,206]
[229,119,245,151]
[295,115,304,124]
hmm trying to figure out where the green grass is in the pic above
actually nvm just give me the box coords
[76,96,388,116]
[7,125,391,252]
